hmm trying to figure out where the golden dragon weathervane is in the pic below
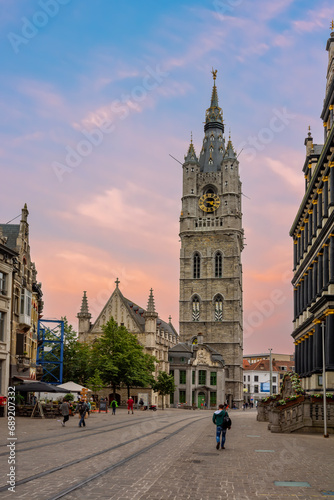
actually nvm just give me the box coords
[211,68,217,81]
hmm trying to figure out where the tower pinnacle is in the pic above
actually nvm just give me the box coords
[147,288,156,313]
[205,69,223,131]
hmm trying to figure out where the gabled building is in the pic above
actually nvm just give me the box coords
[0,205,44,389]
[179,70,244,407]
[77,281,178,406]
[290,27,334,394]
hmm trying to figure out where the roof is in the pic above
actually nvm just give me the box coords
[243,360,280,372]
[0,224,20,251]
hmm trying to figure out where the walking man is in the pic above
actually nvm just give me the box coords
[212,403,230,450]
[77,399,88,427]
[60,400,70,427]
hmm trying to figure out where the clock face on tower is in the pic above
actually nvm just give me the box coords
[198,193,220,212]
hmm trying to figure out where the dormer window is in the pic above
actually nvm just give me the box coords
[218,135,223,142]
[209,158,213,165]
[219,147,223,153]
[210,144,214,153]
[210,134,214,141]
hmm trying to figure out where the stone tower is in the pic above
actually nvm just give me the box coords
[179,70,244,407]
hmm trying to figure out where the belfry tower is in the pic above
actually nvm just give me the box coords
[179,70,244,406]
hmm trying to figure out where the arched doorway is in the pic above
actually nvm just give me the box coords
[109,393,121,405]
[198,392,205,408]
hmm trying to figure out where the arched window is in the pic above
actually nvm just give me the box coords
[214,295,223,321]
[192,296,200,321]
[215,252,222,278]
[193,252,200,279]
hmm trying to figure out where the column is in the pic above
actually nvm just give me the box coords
[330,164,334,206]
[295,342,299,374]
[305,335,310,375]
[313,259,318,297]
[308,333,314,374]
[304,274,308,309]
[308,210,313,243]
[301,339,306,377]
[330,236,334,282]
[323,243,329,288]
[323,177,329,217]
[325,314,334,370]
[317,189,323,227]
[304,220,309,247]
[308,266,312,305]
[294,241,297,269]
[313,323,322,372]
[313,200,318,234]
[301,228,304,255]
[317,252,323,292]
[174,368,180,406]
[294,288,297,319]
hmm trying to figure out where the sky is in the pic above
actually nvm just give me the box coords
[1,0,333,354]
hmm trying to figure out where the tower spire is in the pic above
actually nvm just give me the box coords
[147,288,156,313]
[184,132,198,163]
[205,69,223,132]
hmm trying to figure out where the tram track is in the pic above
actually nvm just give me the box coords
[0,414,206,495]
[0,415,151,456]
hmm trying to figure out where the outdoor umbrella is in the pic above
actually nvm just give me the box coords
[14,381,70,393]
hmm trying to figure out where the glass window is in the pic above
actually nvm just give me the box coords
[170,392,174,405]
[215,253,222,278]
[16,333,24,355]
[170,370,174,378]
[254,385,259,393]
[273,376,276,382]
[179,390,186,404]
[0,312,5,341]
[247,375,250,382]
[192,371,195,384]
[193,253,200,279]
[199,370,206,385]
[192,296,200,321]
[214,295,223,321]
[273,386,277,394]
[254,375,258,382]
[210,372,217,386]
[0,272,6,295]
[210,392,217,406]
[179,370,186,384]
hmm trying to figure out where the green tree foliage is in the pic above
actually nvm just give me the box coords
[152,371,176,409]
[91,318,157,398]
[86,370,106,397]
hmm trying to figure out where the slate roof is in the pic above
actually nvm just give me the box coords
[0,224,20,251]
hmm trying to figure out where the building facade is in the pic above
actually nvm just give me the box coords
[243,356,295,404]
[179,70,244,407]
[77,282,178,406]
[0,205,44,398]
[169,334,225,408]
[290,28,334,393]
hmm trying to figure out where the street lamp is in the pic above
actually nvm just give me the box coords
[321,321,329,438]
[269,348,273,396]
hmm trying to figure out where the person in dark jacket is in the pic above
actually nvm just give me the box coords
[212,403,229,450]
[77,400,88,427]
[60,400,70,427]
[111,399,118,415]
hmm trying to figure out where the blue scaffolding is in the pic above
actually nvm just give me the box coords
[37,319,64,385]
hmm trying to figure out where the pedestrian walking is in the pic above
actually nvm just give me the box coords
[212,403,230,450]
[127,396,134,414]
[60,400,70,427]
[77,399,88,427]
[111,399,118,415]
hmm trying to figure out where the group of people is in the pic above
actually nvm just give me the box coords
[61,396,232,450]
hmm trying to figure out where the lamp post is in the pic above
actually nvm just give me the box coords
[321,321,329,438]
[269,348,273,396]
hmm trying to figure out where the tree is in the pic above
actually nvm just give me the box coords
[86,370,106,399]
[92,318,157,398]
[152,371,176,410]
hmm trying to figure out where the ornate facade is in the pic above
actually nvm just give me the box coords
[290,27,334,393]
[77,282,178,406]
[179,71,244,407]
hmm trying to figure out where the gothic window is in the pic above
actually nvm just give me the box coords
[214,295,223,321]
[191,188,194,194]
[225,181,228,187]
[215,252,222,277]
[185,167,188,173]
[191,167,194,172]
[230,164,233,170]
[225,165,228,170]
[192,296,200,321]
[193,253,200,278]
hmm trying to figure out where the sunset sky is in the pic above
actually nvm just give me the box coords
[1,0,333,354]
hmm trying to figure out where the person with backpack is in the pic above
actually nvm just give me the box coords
[111,399,118,415]
[77,399,88,428]
[212,403,231,450]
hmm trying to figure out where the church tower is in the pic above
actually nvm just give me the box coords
[179,70,244,407]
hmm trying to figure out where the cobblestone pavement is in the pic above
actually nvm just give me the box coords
[0,408,333,499]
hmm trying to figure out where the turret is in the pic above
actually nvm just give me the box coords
[77,291,92,340]
[144,289,158,348]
